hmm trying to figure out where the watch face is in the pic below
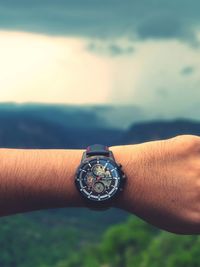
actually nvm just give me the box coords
[75,157,124,202]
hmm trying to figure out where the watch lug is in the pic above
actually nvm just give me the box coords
[81,151,87,162]
[82,151,115,162]
[117,163,122,168]
[109,151,115,161]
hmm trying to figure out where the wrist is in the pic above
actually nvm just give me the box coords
[110,144,144,213]
[46,149,86,208]
[74,144,127,210]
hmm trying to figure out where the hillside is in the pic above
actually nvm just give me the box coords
[121,119,200,144]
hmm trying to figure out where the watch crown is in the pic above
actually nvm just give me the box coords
[122,173,126,179]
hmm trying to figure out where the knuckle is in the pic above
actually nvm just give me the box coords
[188,210,200,227]
[178,209,200,232]
[181,193,200,232]
[172,135,200,155]
[187,136,200,155]
[185,157,200,178]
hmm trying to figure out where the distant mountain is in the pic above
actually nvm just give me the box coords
[0,102,152,132]
[121,119,200,145]
[0,103,123,148]
[0,103,199,150]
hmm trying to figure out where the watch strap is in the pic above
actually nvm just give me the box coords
[86,144,110,157]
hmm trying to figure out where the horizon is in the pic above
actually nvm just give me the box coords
[0,101,199,130]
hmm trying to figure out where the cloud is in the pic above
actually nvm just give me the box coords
[180,66,195,75]
[107,38,200,121]
[0,0,200,45]
[0,1,200,123]
[137,16,184,40]
[0,29,200,123]
[86,42,134,57]
[0,31,113,104]
[136,15,199,46]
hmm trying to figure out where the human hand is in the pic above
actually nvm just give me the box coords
[111,135,200,234]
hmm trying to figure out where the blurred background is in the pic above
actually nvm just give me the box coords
[0,0,200,266]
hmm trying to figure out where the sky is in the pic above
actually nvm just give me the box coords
[0,0,200,120]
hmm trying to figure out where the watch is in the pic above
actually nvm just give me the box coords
[75,144,126,209]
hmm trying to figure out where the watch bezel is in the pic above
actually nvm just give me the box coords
[75,155,125,204]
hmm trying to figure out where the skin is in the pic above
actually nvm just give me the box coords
[0,134,200,234]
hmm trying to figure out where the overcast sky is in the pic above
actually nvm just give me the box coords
[0,0,200,120]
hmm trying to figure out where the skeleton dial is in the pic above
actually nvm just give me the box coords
[75,157,122,202]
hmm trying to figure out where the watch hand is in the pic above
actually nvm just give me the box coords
[96,176,101,181]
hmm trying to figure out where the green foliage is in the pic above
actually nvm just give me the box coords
[0,214,79,267]
[57,216,200,267]
[141,232,200,267]
[0,213,199,267]
[99,217,158,267]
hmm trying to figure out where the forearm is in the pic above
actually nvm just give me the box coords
[0,148,85,216]
[0,146,135,216]
[1,135,200,235]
